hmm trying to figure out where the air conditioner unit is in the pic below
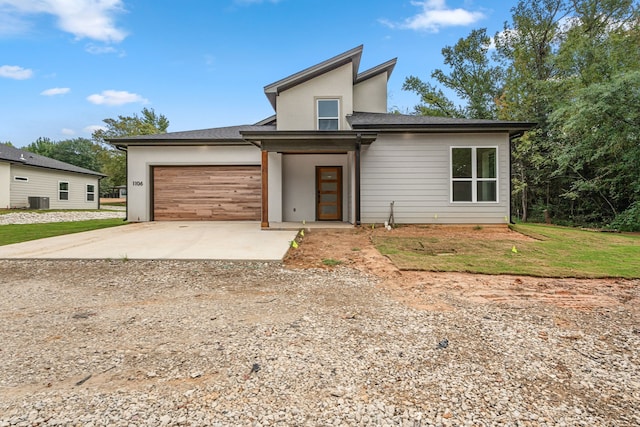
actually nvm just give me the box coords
[28,196,50,209]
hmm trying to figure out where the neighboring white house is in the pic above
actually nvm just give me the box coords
[0,144,104,210]
[111,46,534,227]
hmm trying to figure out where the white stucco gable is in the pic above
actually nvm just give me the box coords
[263,45,396,131]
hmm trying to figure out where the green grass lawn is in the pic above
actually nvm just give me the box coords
[374,223,640,279]
[0,219,125,246]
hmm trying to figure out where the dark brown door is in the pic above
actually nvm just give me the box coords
[316,166,342,221]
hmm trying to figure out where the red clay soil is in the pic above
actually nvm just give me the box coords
[283,225,638,313]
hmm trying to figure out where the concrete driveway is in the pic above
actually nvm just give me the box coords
[0,222,299,261]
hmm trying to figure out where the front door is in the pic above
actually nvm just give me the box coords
[316,166,342,221]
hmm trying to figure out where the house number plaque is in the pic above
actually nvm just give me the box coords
[132,180,143,186]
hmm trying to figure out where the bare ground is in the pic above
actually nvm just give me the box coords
[284,225,638,313]
[0,224,638,425]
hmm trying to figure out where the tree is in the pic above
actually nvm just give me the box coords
[24,137,102,172]
[24,137,57,159]
[556,0,640,88]
[402,76,462,117]
[551,71,640,228]
[494,0,569,222]
[92,107,169,143]
[403,28,503,119]
[92,108,170,194]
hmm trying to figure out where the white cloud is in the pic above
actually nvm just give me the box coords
[41,87,70,96]
[0,65,33,79]
[85,44,118,54]
[87,90,149,106]
[0,9,30,36]
[61,128,75,135]
[0,0,127,42]
[84,124,106,133]
[381,0,485,32]
[490,28,518,51]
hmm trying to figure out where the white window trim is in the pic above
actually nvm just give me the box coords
[450,146,499,203]
[316,98,340,130]
[13,176,29,182]
[58,181,69,201]
[86,184,96,202]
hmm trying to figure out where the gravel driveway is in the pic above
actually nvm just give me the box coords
[1,259,638,426]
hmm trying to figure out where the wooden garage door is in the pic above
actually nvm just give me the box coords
[153,165,261,221]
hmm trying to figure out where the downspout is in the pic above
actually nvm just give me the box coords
[508,132,523,225]
[115,145,128,222]
[98,176,103,210]
[355,133,362,226]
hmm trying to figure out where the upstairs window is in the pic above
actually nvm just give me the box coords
[59,181,69,201]
[317,99,339,130]
[451,147,498,203]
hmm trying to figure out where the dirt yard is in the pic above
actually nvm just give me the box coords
[285,225,638,313]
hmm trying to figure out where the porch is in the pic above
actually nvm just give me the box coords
[268,221,355,230]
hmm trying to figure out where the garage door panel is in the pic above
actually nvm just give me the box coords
[153,166,261,221]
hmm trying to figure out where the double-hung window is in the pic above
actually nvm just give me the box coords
[451,147,498,202]
[86,184,95,202]
[59,181,69,201]
[317,99,339,130]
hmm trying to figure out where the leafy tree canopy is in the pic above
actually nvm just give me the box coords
[92,107,169,145]
[92,108,170,194]
[24,137,101,172]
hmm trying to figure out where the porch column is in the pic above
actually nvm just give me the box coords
[261,150,269,229]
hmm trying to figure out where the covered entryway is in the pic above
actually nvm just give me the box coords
[239,130,379,227]
[153,165,261,221]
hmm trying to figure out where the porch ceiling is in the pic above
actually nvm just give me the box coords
[240,130,377,152]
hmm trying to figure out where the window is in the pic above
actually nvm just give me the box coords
[13,176,28,182]
[59,181,69,201]
[86,184,95,202]
[451,147,497,203]
[317,99,339,130]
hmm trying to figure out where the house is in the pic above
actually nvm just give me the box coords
[114,185,127,199]
[0,144,104,210]
[111,46,534,227]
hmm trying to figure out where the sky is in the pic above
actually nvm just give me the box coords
[1,0,517,147]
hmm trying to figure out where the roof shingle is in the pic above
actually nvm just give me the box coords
[347,112,535,136]
[110,124,277,145]
[0,144,105,176]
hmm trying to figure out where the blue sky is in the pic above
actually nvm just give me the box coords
[1,0,516,147]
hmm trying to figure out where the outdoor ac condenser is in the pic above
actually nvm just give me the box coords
[28,196,50,209]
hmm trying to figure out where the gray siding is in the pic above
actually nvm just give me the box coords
[9,165,100,209]
[360,133,510,224]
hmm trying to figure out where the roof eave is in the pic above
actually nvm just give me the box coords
[263,45,364,110]
[350,123,536,137]
[13,162,105,177]
[355,58,397,84]
[110,139,252,148]
[240,130,377,139]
